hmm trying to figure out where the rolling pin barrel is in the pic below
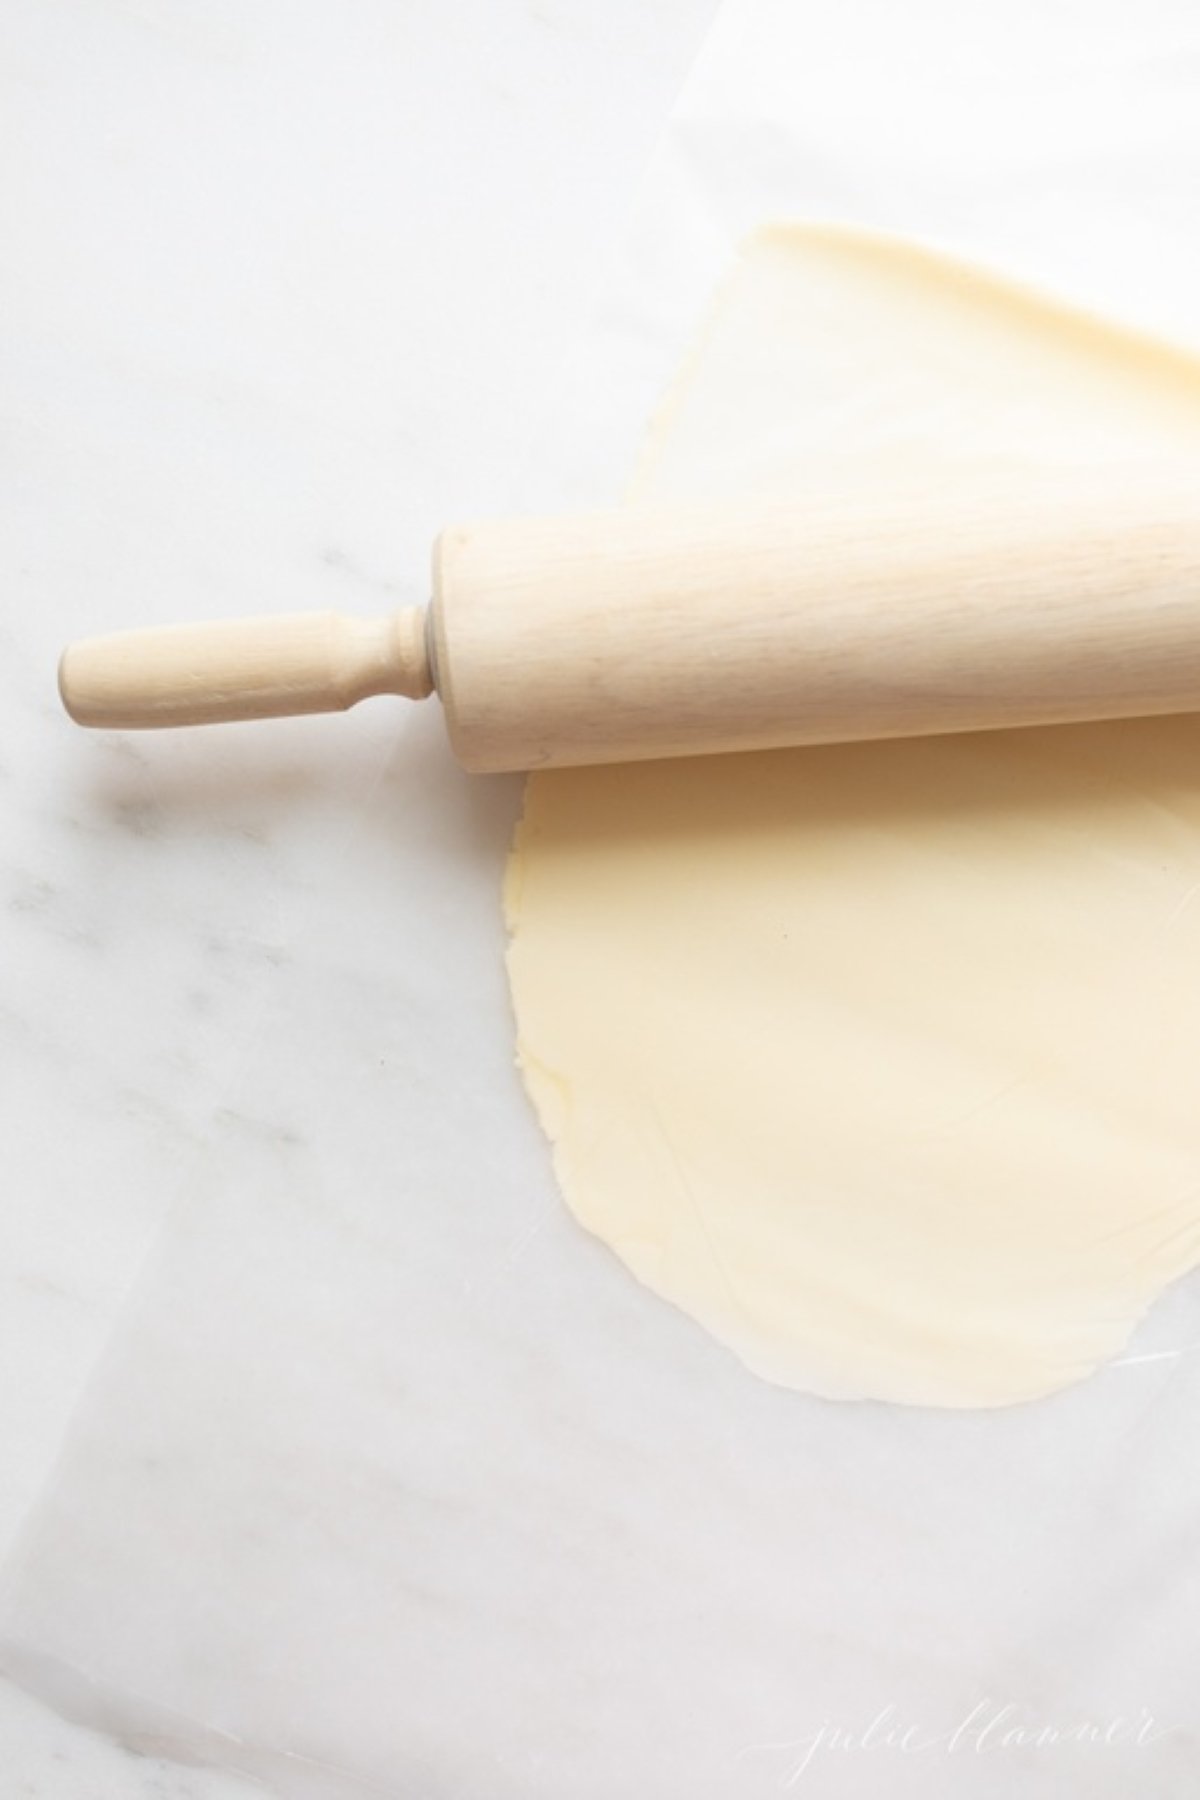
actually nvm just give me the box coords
[60,477,1200,772]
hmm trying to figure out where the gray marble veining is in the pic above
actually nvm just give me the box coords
[0,0,715,1792]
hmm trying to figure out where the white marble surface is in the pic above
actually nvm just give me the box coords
[1,0,714,1792]
[6,2,1200,1797]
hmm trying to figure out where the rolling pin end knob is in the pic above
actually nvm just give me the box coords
[57,644,87,725]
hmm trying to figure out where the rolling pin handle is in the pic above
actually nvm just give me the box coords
[58,605,434,729]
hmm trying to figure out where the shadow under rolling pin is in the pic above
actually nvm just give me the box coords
[58,480,1200,773]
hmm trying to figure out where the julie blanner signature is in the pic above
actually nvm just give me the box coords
[741,1700,1175,1786]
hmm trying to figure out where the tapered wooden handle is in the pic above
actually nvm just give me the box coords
[58,607,433,728]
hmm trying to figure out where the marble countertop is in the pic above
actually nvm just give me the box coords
[2,1,713,1792]
[6,3,1200,1796]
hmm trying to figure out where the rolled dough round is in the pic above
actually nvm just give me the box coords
[505,227,1200,1407]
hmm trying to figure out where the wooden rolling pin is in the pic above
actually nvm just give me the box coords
[58,476,1200,772]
